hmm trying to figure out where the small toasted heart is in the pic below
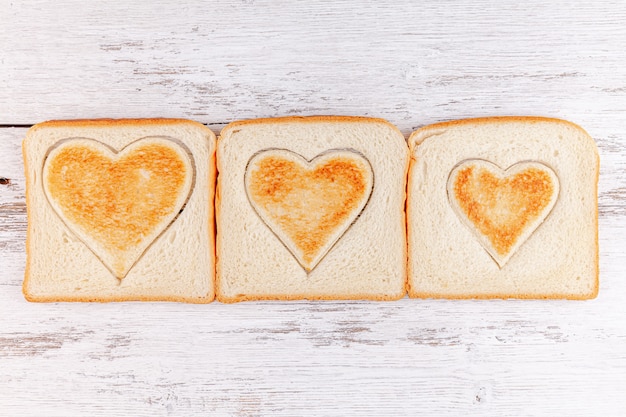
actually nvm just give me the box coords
[43,137,193,279]
[447,159,559,267]
[245,149,373,272]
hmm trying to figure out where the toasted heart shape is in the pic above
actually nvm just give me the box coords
[245,148,374,272]
[43,137,194,279]
[447,159,559,268]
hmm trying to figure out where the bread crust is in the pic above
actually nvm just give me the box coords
[22,138,34,300]
[29,117,209,131]
[23,118,216,303]
[217,292,406,304]
[405,291,597,301]
[408,116,594,149]
[407,116,599,300]
[220,115,404,138]
[23,293,214,303]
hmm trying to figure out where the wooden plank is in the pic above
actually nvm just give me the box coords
[0,128,27,286]
[0,0,625,131]
[1,121,626,415]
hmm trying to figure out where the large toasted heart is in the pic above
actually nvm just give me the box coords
[43,137,194,279]
[447,159,559,267]
[245,149,374,272]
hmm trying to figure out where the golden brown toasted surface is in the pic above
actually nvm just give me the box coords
[45,142,188,255]
[248,155,368,265]
[453,164,555,256]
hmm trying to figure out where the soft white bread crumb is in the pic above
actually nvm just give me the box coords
[23,119,216,303]
[407,117,599,299]
[216,116,409,302]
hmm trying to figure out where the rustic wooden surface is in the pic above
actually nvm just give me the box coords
[1,1,626,415]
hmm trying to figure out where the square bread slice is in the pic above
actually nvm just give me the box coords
[216,116,409,302]
[23,118,216,302]
[407,117,599,299]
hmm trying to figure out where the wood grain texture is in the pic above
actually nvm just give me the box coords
[1,0,626,415]
[1,0,625,131]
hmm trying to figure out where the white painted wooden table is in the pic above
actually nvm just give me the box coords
[1,1,625,415]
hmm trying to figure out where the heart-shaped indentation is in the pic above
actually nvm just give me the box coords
[43,137,194,279]
[447,159,559,267]
[245,149,374,272]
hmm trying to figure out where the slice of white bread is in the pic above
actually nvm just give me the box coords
[216,116,409,302]
[407,117,599,299]
[23,119,216,302]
